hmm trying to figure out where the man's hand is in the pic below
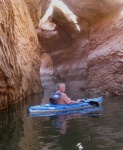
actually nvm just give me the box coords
[77,99,81,103]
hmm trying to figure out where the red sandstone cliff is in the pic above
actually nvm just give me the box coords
[1,0,123,111]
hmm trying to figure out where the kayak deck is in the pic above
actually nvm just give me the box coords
[29,106,103,117]
[28,96,104,114]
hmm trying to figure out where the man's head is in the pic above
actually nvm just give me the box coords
[58,83,66,92]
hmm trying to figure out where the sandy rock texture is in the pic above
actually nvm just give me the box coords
[25,0,50,28]
[0,0,42,110]
[87,12,123,96]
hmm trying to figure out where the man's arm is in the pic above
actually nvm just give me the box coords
[62,93,80,104]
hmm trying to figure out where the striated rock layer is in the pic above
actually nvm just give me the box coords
[0,0,42,110]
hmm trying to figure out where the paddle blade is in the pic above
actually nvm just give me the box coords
[88,101,99,107]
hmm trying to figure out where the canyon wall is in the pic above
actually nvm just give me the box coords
[87,12,123,96]
[1,0,123,111]
[0,0,42,110]
[39,1,123,97]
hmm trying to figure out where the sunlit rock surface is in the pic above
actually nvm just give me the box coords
[0,0,42,110]
[62,0,123,24]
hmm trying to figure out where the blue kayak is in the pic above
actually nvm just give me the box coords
[28,97,104,115]
[29,106,103,117]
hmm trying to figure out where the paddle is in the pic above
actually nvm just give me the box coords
[50,97,99,107]
[80,99,99,107]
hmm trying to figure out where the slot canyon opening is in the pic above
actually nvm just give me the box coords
[37,0,123,97]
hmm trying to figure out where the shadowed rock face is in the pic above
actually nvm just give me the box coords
[38,0,123,97]
[0,0,42,110]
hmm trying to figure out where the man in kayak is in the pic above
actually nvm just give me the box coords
[56,83,81,104]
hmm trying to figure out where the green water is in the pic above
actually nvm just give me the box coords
[0,90,123,150]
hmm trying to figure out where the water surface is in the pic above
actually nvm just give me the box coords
[0,89,123,150]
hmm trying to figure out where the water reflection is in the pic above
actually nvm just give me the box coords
[0,91,123,150]
[0,106,24,150]
[77,143,83,150]
[50,107,103,135]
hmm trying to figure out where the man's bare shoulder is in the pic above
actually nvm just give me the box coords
[61,93,67,97]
